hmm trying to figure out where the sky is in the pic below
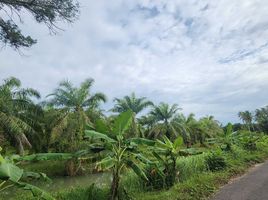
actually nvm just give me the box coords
[1,0,268,123]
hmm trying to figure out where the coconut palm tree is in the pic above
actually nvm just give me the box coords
[0,77,42,155]
[111,93,153,137]
[238,111,254,131]
[46,78,107,175]
[149,103,181,140]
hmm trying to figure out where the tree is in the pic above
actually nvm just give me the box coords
[112,93,153,114]
[112,93,153,137]
[46,78,106,175]
[172,113,196,147]
[47,78,106,148]
[85,110,154,200]
[0,77,42,155]
[0,0,79,50]
[255,106,268,133]
[197,116,223,145]
[238,111,254,131]
[149,103,181,140]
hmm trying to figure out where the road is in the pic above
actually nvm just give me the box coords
[212,160,268,200]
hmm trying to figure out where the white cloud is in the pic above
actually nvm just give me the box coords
[1,0,268,123]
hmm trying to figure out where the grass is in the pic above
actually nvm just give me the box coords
[177,153,208,182]
[21,160,67,177]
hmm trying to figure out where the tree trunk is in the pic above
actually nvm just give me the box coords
[17,139,24,156]
[110,168,120,200]
[65,159,78,176]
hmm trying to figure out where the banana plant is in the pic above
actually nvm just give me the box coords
[219,123,235,151]
[85,110,155,200]
[0,147,54,200]
[151,136,184,188]
[205,123,236,151]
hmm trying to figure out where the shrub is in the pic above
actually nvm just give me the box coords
[205,151,227,171]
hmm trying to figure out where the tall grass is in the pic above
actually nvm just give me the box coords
[177,153,208,182]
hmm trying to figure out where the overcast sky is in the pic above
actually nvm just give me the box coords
[1,0,268,123]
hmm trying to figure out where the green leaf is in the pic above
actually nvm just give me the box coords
[112,110,133,135]
[19,153,74,161]
[95,119,109,134]
[128,138,155,146]
[0,162,23,182]
[174,136,183,149]
[133,153,153,164]
[125,160,148,181]
[226,123,233,136]
[156,139,170,149]
[84,130,116,143]
[97,156,116,170]
[23,172,51,182]
[162,136,173,148]
[16,182,55,200]
[152,151,165,163]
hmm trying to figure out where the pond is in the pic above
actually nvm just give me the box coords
[1,173,111,199]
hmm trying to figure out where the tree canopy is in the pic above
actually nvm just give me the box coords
[0,0,79,49]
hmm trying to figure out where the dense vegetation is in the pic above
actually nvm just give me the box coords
[1,77,268,200]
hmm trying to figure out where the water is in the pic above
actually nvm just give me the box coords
[1,173,111,199]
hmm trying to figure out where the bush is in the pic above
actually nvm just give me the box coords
[205,151,227,171]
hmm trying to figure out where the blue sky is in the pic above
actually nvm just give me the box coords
[0,0,268,123]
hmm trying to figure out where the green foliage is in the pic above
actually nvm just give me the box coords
[47,78,107,151]
[142,136,184,190]
[112,93,153,114]
[86,110,153,200]
[177,153,207,182]
[238,111,254,131]
[205,151,227,171]
[255,106,268,133]
[148,103,181,139]
[0,0,79,49]
[0,148,54,199]
[0,77,42,155]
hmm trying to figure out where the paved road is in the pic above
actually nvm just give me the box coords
[212,160,268,200]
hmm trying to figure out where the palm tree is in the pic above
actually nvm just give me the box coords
[47,78,107,147]
[149,102,181,140]
[112,92,153,114]
[198,115,223,145]
[172,113,196,147]
[46,78,107,176]
[255,106,268,132]
[238,111,254,131]
[0,77,42,155]
[111,93,153,137]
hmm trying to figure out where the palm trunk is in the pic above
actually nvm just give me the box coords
[65,159,79,176]
[17,139,24,156]
[110,168,120,200]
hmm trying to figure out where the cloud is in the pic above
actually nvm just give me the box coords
[1,0,268,123]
